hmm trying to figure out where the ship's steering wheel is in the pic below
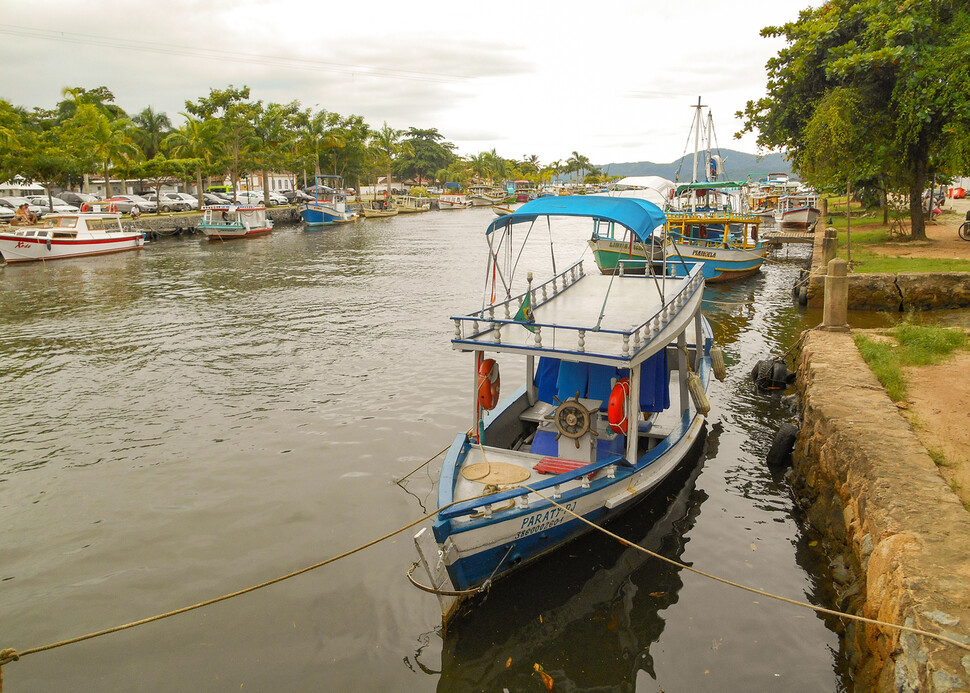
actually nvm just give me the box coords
[547,393,599,448]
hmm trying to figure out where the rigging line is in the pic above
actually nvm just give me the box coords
[0,25,469,85]
[510,219,537,285]
[517,483,970,655]
[547,215,557,277]
[0,489,498,671]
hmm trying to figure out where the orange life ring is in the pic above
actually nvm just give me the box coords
[109,203,118,214]
[477,358,500,411]
[80,203,91,212]
[607,378,630,433]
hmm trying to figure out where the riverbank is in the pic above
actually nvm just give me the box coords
[792,328,970,691]
[805,199,970,309]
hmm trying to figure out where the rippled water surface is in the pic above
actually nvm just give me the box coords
[1,210,848,691]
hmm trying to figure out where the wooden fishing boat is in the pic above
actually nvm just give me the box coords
[412,196,714,622]
[395,196,431,214]
[775,193,820,231]
[664,209,767,283]
[360,200,399,218]
[198,205,273,240]
[0,211,144,262]
[298,175,358,225]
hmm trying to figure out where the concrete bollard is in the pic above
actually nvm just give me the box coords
[822,227,838,267]
[822,258,849,331]
[820,197,828,221]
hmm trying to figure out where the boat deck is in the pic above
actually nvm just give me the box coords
[454,268,704,365]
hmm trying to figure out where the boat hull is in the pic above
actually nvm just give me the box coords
[588,238,665,274]
[0,233,144,262]
[778,207,820,230]
[199,225,272,240]
[299,204,358,225]
[440,413,704,591]
[665,242,767,283]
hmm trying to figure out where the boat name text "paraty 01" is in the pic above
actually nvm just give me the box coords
[513,500,579,540]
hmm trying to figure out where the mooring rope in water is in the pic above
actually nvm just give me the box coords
[0,489,494,687]
[516,483,970,655]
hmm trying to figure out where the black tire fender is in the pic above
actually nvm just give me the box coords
[767,422,799,467]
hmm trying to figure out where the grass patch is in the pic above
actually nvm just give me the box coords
[928,448,953,467]
[854,322,968,401]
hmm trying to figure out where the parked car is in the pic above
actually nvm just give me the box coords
[267,191,287,206]
[141,192,189,212]
[203,192,228,206]
[0,205,15,222]
[57,191,101,208]
[233,191,268,206]
[171,192,200,210]
[28,196,80,214]
[0,196,45,218]
[103,195,157,214]
[281,189,313,203]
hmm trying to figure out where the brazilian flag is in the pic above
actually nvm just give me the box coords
[514,292,536,333]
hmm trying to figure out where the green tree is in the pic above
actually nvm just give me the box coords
[398,127,455,185]
[60,103,140,197]
[739,0,970,240]
[164,115,223,209]
[370,122,402,196]
[186,86,257,202]
[252,101,300,206]
[131,106,173,160]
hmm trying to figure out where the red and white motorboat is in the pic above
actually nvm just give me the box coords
[0,212,145,263]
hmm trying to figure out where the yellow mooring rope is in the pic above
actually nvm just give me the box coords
[3,456,970,690]
[515,483,970,655]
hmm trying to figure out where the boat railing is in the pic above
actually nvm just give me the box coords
[667,210,761,224]
[452,261,705,359]
[439,453,626,519]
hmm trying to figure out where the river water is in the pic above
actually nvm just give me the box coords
[1,209,850,691]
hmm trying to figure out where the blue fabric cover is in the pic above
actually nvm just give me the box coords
[587,363,621,411]
[535,357,561,404]
[639,349,670,412]
[556,362,588,401]
[486,196,666,243]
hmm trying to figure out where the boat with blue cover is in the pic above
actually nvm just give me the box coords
[412,196,715,621]
[297,175,358,226]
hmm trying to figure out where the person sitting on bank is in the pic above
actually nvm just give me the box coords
[16,204,37,224]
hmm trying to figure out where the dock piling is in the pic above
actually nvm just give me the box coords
[822,258,849,331]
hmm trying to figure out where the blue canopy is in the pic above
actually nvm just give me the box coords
[486,196,666,243]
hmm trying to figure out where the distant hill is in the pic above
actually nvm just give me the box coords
[599,149,794,183]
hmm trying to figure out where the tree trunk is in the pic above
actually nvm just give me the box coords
[195,165,204,210]
[103,163,112,198]
[262,169,270,207]
[908,178,927,241]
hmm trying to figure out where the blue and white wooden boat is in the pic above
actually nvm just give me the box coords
[412,196,714,622]
[298,175,358,226]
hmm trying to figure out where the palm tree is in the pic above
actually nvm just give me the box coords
[371,121,402,196]
[164,115,222,208]
[84,108,140,197]
[131,106,173,160]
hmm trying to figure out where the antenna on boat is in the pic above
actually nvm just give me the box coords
[690,96,707,212]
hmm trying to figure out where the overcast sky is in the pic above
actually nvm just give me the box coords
[0,0,810,167]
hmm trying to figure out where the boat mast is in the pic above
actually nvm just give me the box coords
[690,96,706,212]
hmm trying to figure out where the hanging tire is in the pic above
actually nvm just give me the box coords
[767,422,798,467]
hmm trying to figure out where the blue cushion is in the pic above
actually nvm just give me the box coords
[529,430,559,456]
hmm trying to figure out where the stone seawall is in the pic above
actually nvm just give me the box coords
[793,329,970,691]
[805,230,970,310]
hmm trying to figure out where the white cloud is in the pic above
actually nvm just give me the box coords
[0,0,805,165]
